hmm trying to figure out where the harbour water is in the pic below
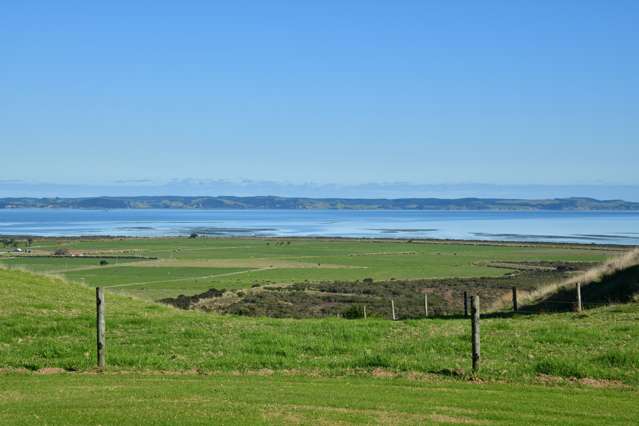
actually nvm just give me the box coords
[1,209,638,245]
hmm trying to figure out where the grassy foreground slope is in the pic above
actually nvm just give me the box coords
[1,268,639,424]
[1,374,638,425]
[1,268,639,383]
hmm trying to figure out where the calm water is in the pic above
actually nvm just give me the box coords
[0,209,638,245]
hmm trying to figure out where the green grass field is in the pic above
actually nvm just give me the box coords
[1,239,637,424]
[2,373,637,425]
[0,237,617,300]
[2,262,639,423]
[2,268,638,382]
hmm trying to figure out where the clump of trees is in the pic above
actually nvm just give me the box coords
[1,238,34,249]
[1,239,17,248]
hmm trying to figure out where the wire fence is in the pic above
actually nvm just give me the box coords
[92,280,626,372]
[156,282,619,321]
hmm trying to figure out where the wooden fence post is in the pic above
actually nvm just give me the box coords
[96,287,106,370]
[424,294,429,317]
[471,295,480,373]
[363,305,367,320]
[463,291,468,317]
[576,282,582,312]
[512,287,518,313]
[391,299,396,321]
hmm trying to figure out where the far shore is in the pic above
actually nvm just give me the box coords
[0,234,635,251]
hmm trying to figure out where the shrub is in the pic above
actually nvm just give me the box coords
[99,260,109,266]
[53,248,70,256]
[342,304,365,319]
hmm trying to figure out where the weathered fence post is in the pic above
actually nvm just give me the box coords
[391,299,396,321]
[576,282,582,312]
[471,295,480,373]
[96,287,106,370]
[424,293,429,317]
[512,287,518,313]
[363,305,367,320]
[463,291,468,317]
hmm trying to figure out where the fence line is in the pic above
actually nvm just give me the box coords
[463,291,469,317]
[424,294,428,317]
[576,282,583,312]
[96,287,105,370]
[471,295,480,373]
[95,281,610,374]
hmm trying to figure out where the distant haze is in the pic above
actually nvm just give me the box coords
[1,180,638,202]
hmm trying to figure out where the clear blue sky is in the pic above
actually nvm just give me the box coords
[2,1,638,187]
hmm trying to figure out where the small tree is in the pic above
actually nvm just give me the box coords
[189,232,199,239]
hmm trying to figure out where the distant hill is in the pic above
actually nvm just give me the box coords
[1,196,639,210]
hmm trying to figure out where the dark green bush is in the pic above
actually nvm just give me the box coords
[342,304,365,319]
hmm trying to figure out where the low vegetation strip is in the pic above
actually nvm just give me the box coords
[0,373,637,425]
[169,261,591,318]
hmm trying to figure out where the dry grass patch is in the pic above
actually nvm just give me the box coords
[521,248,639,306]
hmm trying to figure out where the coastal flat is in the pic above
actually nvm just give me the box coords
[0,237,616,300]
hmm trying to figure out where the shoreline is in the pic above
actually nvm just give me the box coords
[0,234,634,251]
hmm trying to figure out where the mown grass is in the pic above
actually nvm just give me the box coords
[1,373,637,425]
[1,237,616,300]
[1,268,638,385]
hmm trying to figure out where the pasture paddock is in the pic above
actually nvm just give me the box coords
[0,237,617,301]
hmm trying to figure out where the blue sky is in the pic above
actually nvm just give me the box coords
[2,1,638,191]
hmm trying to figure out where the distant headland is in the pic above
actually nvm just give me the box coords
[1,196,638,211]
